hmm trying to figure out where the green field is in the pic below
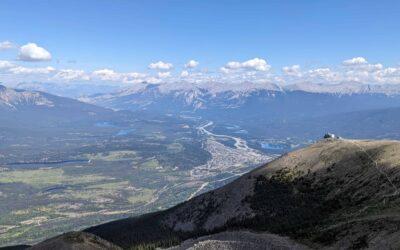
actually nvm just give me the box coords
[0,169,109,188]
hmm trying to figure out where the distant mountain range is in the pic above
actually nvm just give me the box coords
[4,83,400,141]
[82,82,400,120]
[79,82,400,142]
[0,84,122,128]
[2,82,120,99]
[14,139,400,249]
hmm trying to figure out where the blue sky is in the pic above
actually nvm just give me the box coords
[0,0,400,85]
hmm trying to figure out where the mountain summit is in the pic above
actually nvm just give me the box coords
[0,84,54,110]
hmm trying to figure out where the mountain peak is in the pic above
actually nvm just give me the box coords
[0,85,54,110]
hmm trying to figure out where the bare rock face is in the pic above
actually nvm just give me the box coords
[0,85,53,110]
[165,231,311,250]
[28,232,121,250]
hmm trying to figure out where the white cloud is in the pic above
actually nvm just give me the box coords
[222,58,271,73]
[122,72,149,84]
[92,69,121,81]
[282,65,301,77]
[220,66,231,74]
[9,66,55,75]
[376,67,400,77]
[225,61,241,69]
[344,70,370,82]
[372,67,400,84]
[0,60,14,69]
[91,69,159,84]
[129,72,143,78]
[157,71,171,78]
[148,61,173,70]
[360,63,383,72]
[343,57,383,73]
[141,77,162,84]
[306,68,337,81]
[339,57,383,85]
[343,57,368,66]
[0,41,16,50]
[54,69,90,81]
[180,70,189,77]
[184,60,199,68]
[124,72,146,79]
[242,58,270,71]
[18,43,52,61]
[2,54,400,86]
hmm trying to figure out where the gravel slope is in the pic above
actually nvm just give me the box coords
[166,231,310,250]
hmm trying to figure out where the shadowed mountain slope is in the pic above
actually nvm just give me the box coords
[83,139,400,249]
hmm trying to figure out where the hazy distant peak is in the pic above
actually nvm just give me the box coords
[0,84,54,110]
[284,81,400,95]
[106,81,400,98]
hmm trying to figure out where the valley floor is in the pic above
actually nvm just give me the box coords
[0,118,276,247]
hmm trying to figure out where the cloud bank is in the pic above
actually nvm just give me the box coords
[1,44,400,87]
